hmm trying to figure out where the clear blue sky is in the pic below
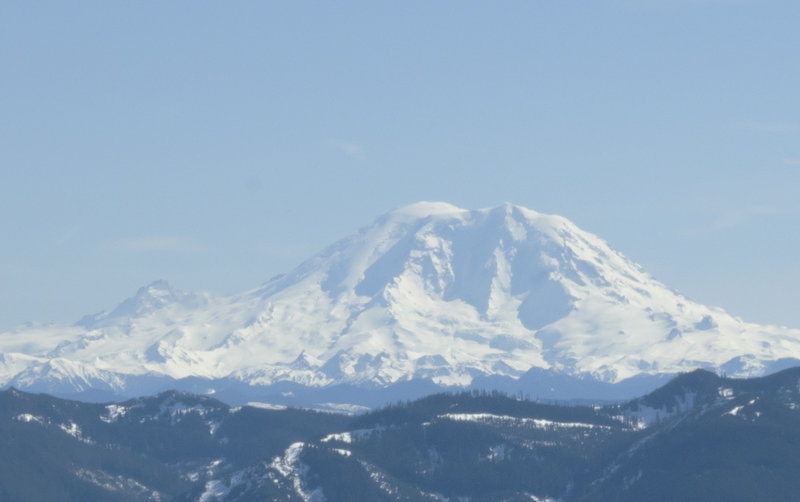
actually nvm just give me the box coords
[1,1,798,330]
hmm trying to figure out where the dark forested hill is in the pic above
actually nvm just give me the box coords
[4,367,800,501]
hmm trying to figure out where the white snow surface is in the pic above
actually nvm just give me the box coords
[244,402,288,411]
[270,442,325,502]
[14,413,45,424]
[2,202,799,394]
[100,404,130,423]
[439,413,610,430]
[59,421,94,444]
[74,469,164,501]
[320,425,385,443]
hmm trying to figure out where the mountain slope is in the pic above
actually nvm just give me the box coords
[2,202,799,403]
[6,369,800,501]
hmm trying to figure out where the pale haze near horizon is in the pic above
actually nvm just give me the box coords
[1,1,798,330]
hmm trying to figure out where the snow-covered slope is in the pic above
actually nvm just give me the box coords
[2,202,799,403]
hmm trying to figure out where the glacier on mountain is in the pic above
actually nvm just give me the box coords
[2,202,799,405]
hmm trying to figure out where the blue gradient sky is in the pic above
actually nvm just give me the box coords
[2,1,799,329]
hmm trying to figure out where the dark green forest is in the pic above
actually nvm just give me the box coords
[3,368,800,501]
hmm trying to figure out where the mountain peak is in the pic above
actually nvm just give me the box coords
[75,280,210,328]
[106,280,179,319]
[386,201,466,220]
[139,279,174,294]
[5,202,800,404]
[373,202,576,244]
[486,201,533,215]
[386,201,551,222]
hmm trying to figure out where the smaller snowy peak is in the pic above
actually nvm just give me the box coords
[7,358,127,393]
[76,280,212,327]
[109,280,184,317]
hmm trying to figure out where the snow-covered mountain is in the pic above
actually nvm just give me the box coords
[2,202,799,405]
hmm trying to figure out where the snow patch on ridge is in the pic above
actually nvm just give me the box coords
[101,404,130,423]
[59,421,94,444]
[439,413,610,430]
[269,443,325,501]
[14,413,44,424]
[75,468,164,501]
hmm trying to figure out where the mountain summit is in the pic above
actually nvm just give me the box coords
[2,202,799,404]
